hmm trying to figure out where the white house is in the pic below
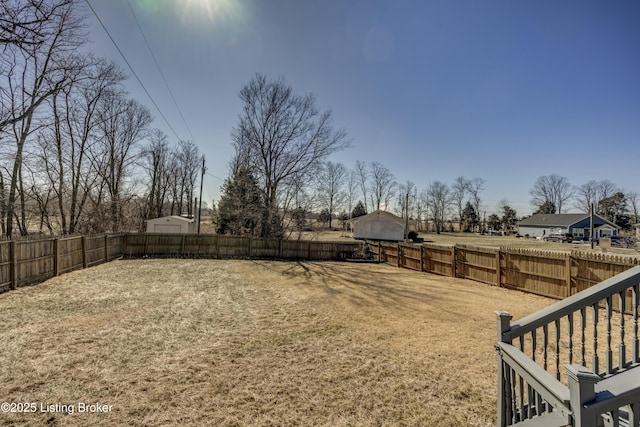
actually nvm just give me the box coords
[351,210,405,241]
[146,216,196,234]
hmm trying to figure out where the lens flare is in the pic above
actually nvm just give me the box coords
[134,0,244,26]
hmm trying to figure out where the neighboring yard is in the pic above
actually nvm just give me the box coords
[0,259,556,426]
[304,230,640,256]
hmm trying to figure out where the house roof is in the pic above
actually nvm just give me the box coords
[350,210,404,226]
[518,213,617,229]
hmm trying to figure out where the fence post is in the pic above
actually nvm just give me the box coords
[181,234,186,257]
[10,240,17,290]
[495,311,513,427]
[278,239,282,259]
[248,236,253,258]
[397,243,401,268]
[54,238,60,276]
[566,253,572,297]
[378,242,382,263]
[566,365,600,427]
[104,234,109,263]
[144,233,149,257]
[420,245,425,272]
[496,249,501,287]
[451,245,457,278]
[80,236,87,268]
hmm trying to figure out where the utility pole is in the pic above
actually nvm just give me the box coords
[404,192,409,241]
[197,155,206,234]
[590,203,595,249]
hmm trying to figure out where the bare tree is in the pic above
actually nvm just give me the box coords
[627,191,639,225]
[315,161,346,229]
[32,58,125,234]
[468,177,485,232]
[0,0,74,49]
[345,167,358,220]
[143,129,171,221]
[574,180,599,213]
[369,161,395,211]
[0,0,81,131]
[231,74,349,237]
[426,181,450,234]
[396,180,415,219]
[529,174,573,214]
[91,91,152,232]
[1,0,84,235]
[574,179,619,213]
[354,160,369,213]
[174,140,200,217]
[451,176,469,231]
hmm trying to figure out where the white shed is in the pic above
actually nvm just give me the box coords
[146,216,195,234]
[351,210,405,241]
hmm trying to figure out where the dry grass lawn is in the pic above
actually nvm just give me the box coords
[0,259,558,426]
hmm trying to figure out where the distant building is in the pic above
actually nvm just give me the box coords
[517,213,618,239]
[351,210,406,241]
[146,216,195,234]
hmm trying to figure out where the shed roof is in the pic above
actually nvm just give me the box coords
[350,210,404,226]
[147,215,194,224]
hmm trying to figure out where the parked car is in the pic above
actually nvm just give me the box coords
[543,233,573,243]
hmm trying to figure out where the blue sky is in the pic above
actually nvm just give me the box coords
[84,0,640,216]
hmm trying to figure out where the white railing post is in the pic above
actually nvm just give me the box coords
[566,365,600,427]
[496,311,513,427]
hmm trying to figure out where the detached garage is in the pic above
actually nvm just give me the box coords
[351,210,405,241]
[146,216,195,234]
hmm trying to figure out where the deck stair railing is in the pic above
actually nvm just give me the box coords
[496,265,640,427]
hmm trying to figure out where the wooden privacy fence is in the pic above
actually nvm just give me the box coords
[370,241,640,300]
[0,234,125,293]
[123,233,360,261]
[0,233,361,294]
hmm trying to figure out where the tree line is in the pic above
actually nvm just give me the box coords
[216,77,639,238]
[530,174,639,230]
[215,73,496,238]
[0,0,202,236]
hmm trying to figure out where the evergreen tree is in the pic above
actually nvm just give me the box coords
[318,208,331,227]
[461,202,479,232]
[216,167,263,236]
[533,200,556,214]
[351,200,367,218]
[487,214,501,231]
[501,205,518,231]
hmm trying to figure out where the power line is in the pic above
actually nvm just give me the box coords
[206,171,225,182]
[84,0,182,141]
[124,0,196,142]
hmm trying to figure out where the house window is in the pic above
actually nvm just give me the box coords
[600,229,612,237]
[573,228,585,237]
